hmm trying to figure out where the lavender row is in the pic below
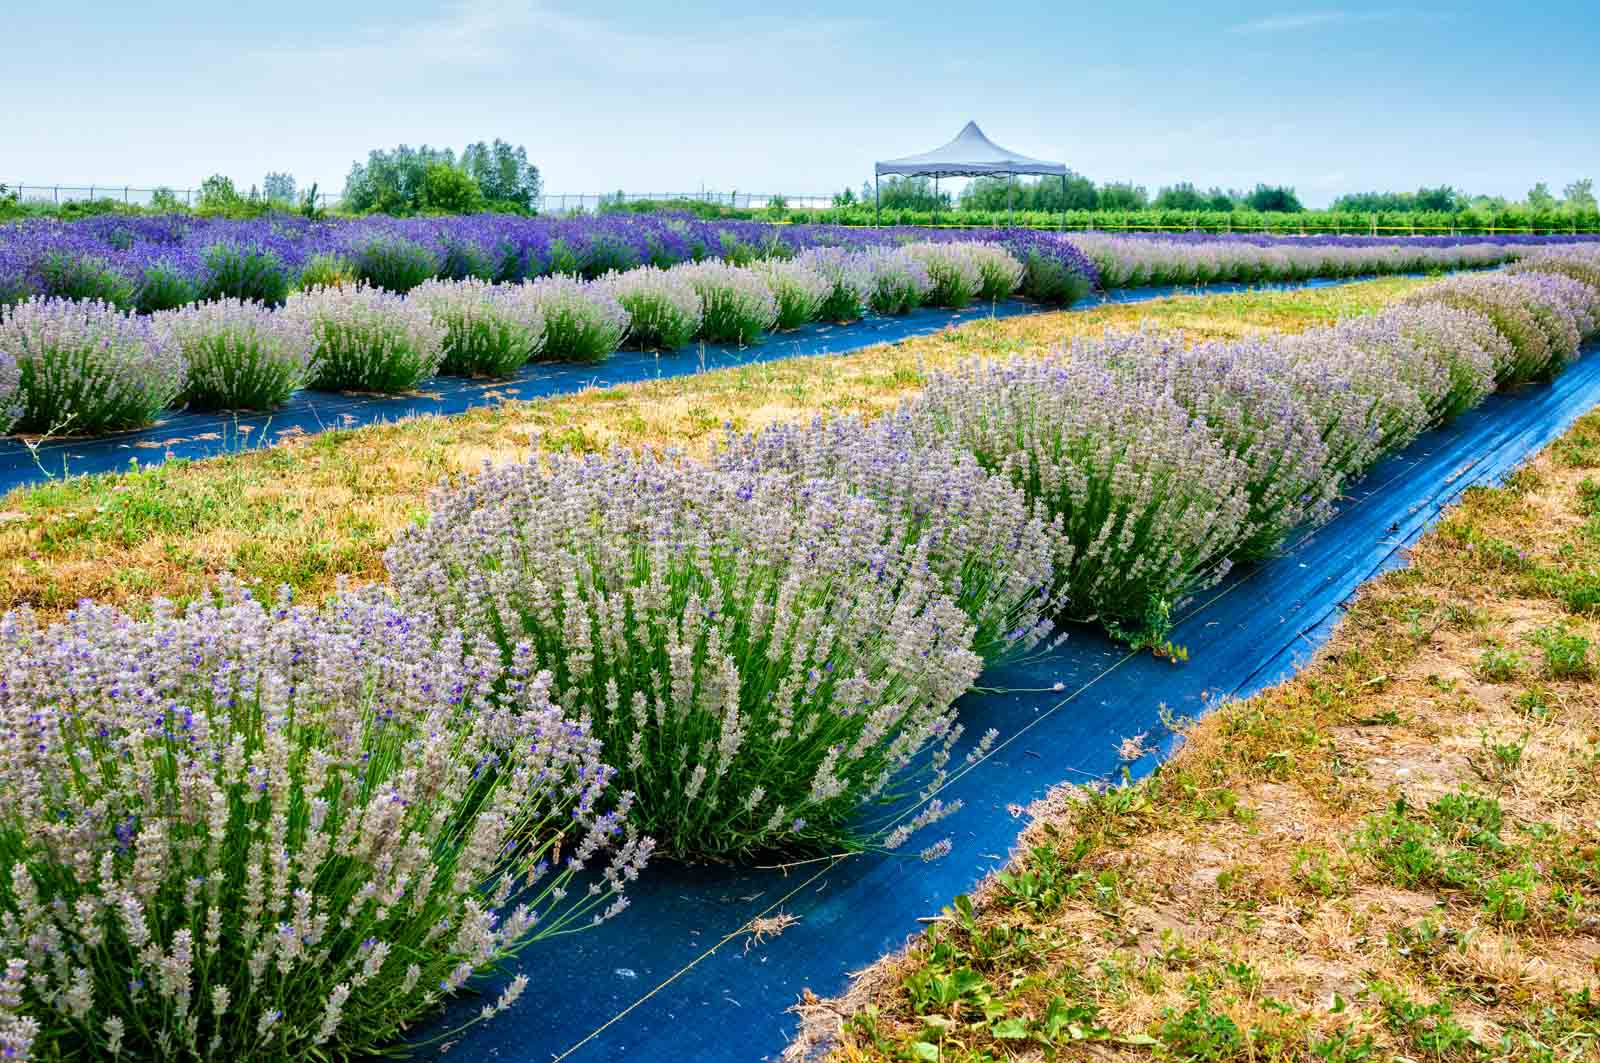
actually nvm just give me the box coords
[0,244,1024,435]
[8,208,1597,318]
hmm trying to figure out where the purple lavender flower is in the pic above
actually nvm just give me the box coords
[154,297,316,410]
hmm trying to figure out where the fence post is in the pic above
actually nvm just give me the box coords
[54,185,59,205]
[1370,213,1376,237]
[124,186,129,205]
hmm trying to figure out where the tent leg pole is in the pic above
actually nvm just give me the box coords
[874,174,880,228]
[1061,174,1067,232]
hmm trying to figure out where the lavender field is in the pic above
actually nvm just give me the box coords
[1,221,1600,1061]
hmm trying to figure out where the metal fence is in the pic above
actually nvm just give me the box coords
[4,183,344,209]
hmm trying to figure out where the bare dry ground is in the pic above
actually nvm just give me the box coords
[790,410,1600,1062]
[0,277,1422,619]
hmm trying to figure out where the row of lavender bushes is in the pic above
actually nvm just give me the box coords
[0,242,1029,436]
[0,250,1595,1060]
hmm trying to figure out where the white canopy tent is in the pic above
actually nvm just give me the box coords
[873,121,1068,225]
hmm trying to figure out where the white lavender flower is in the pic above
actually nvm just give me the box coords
[672,261,780,344]
[520,275,629,362]
[285,283,447,393]
[599,266,702,351]
[155,297,316,411]
[754,260,832,329]
[0,296,184,434]
[410,277,546,377]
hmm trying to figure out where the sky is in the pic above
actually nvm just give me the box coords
[4,1,1598,208]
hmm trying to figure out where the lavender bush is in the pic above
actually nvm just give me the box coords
[795,248,873,322]
[1403,274,1559,385]
[35,251,137,309]
[902,357,1253,642]
[0,297,184,433]
[600,266,702,351]
[0,351,18,434]
[966,243,1026,301]
[156,297,317,410]
[351,234,443,294]
[287,284,447,393]
[862,247,934,316]
[410,278,546,377]
[521,276,630,362]
[756,260,832,329]
[0,583,650,1062]
[388,449,985,859]
[1334,304,1502,424]
[713,414,1061,663]
[904,243,985,308]
[1510,249,1600,297]
[295,252,356,291]
[674,262,779,344]
[197,242,292,307]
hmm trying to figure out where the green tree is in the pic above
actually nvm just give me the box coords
[460,139,542,211]
[1244,183,1303,212]
[263,172,297,205]
[343,145,457,214]
[1154,182,1208,210]
[1564,178,1596,212]
[1098,182,1149,209]
[197,174,241,211]
[421,162,484,213]
[1528,182,1556,210]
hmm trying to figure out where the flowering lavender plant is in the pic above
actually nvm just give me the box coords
[294,252,356,291]
[0,297,184,434]
[755,260,831,329]
[1336,304,1502,424]
[1510,250,1600,301]
[0,583,650,1062]
[198,242,292,307]
[1068,330,1335,562]
[904,243,985,308]
[0,351,19,434]
[862,247,934,316]
[713,414,1061,664]
[351,234,444,294]
[1401,274,1560,385]
[410,278,546,377]
[156,297,317,410]
[673,262,779,344]
[599,266,702,351]
[965,243,1026,301]
[388,449,985,859]
[795,247,873,322]
[521,276,630,362]
[34,251,137,309]
[902,356,1253,642]
[287,284,447,393]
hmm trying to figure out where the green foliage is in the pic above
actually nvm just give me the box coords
[132,261,199,314]
[421,161,484,213]
[35,251,136,308]
[295,251,356,291]
[1529,623,1593,678]
[460,139,541,212]
[196,173,241,212]
[872,176,952,211]
[198,243,291,306]
[262,171,296,205]
[352,235,440,293]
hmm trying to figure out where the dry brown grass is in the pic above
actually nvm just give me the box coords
[0,277,1423,620]
[796,410,1600,1063]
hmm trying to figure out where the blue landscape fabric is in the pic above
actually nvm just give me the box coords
[415,348,1600,1063]
[1,276,1382,496]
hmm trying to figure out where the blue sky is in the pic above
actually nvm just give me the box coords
[5,1,1598,207]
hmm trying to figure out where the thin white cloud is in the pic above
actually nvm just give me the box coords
[1227,9,1429,33]
[260,0,873,78]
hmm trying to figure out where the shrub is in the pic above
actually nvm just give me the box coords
[156,298,316,410]
[521,276,629,362]
[755,260,831,329]
[198,243,292,307]
[388,449,985,859]
[1278,327,1434,474]
[1507,271,1600,342]
[295,252,356,291]
[600,266,702,351]
[410,278,545,377]
[862,247,934,315]
[795,247,874,322]
[1017,249,1093,306]
[903,356,1253,642]
[1509,254,1600,306]
[351,235,442,294]
[966,243,1026,301]
[904,243,985,308]
[288,284,446,393]
[0,351,18,434]
[0,297,184,434]
[0,583,650,1062]
[674,262,779,344]
[713,414,1061,664]
[35,251,136,309]
[1071,331,1335,562]
[133,260,200,314]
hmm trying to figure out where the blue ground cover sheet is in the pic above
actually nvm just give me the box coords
[412,346,1600,1063]
[1,276,1384,496]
